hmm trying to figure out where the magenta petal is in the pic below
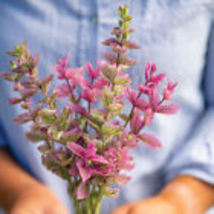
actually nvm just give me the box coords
[156,104,179,114]
[76,182,89,200]
[130,109,144,134]
[125,86,138,105]
[67,142,85,158]
[90,155,108,164]
[145,62,151,81]
[68,164,79,177]
[149,87,160,109]
[137,133,162,149]
[68,104,87,116]
[76,159,92,182]
[85,62,96,79]
[135,98,149,111]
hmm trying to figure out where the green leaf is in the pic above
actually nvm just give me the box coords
[56,108,69,130]
[119,113,129,121]
[101,86,114,108]
[47,126,63,141]
[86,118,101,131]
[0,73,14,81]
[123,5,129,16]
[40,109,56,125]
[108,103,123,112]
[25,130,45,142]
[102,186,119,198]
[41,74,54,95]
[101,122,121,136]
[89,109,105,125]
[114,77,129,85]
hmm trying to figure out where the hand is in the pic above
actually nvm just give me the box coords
[9,183,68,214]
[111,196,178,214]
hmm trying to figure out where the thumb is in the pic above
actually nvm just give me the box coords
[111,202,136,214]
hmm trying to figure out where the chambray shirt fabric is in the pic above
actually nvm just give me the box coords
[0,0,214,213]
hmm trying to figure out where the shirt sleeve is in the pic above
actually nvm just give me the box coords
[164,21,214,185]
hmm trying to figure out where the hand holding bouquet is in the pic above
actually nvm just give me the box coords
[1,5,178,214]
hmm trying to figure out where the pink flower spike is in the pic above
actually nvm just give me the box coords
[137,133,162,149]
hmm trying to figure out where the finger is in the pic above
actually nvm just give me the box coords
[45,205,68,214]
[111,202,136,214]
[111,205,130,214]
[10,207,41,214]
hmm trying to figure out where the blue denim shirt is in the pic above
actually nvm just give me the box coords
[0,0,214,213]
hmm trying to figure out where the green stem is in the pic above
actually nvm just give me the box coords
[94,193,103,214]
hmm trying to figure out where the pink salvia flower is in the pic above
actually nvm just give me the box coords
[2,6,180,208]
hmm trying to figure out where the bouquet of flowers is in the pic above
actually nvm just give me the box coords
[1,4,178,214]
